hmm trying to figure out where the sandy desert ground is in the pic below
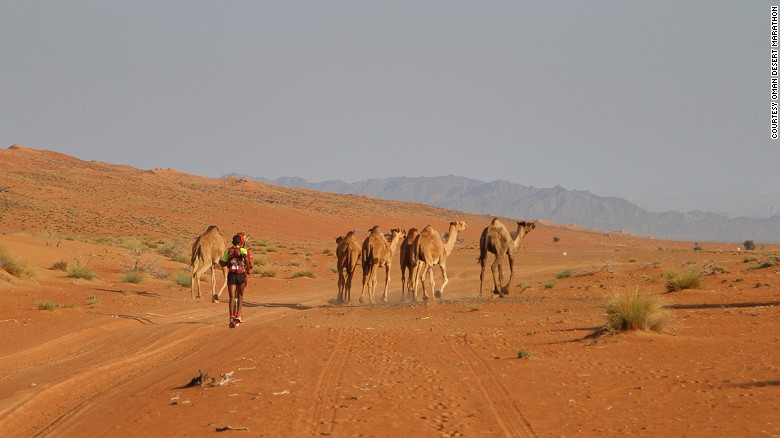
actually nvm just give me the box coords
[1,145,779,437]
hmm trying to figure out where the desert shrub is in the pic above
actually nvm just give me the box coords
[517,349,532,359]
[743,255,759,263]
[289,260,303,267]
[552,236,560,243]
[121,271,144,284]
[543,281,555,289]
[292,270,316,279]
[323,248,334,256]
[329,266,338,273]
[87,295,99,308]
[173,271,192,287]
[605,287,670,332]
[555,269,572,279]
[743,240,756,251]
[0,245,36,278]
[693,245,703,252]
[254,268,277,278]
[253,255,269,266]
[118,238,146,250]
[67,265,95,280]
[157,240,188,262]
[51,260,68,271]
[38,300,59,311]
[664,271,702,292]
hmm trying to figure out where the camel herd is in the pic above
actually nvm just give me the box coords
[189,218,535,305]
[336,218,535,305]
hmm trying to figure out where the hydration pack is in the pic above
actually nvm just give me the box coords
[227,247,245,273]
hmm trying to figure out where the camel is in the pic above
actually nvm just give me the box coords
[359,226,406,304]
[409,221,467,301]
[478,218,536,298]
[398,227,419,302]
[335,231,361,304]
[190,225,228,302]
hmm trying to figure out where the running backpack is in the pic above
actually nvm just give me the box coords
[227,247,245,274]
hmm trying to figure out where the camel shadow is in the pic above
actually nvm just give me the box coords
[95,288,161,299]
[666,301,780,310]
[729,380,780,388]
[241,300,315,311]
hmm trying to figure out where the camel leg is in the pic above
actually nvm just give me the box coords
[359,262,370,304]
[490,254,504,297]
[425,266,435,300]
[504,254,515,296]
[192,261,213,300]
[213,265,227,302]
[337,266,346,303]
[479,259,487,298]
[382,265,391,303]
[400,266,407,303]
[345,267,354,304]
[437,264,448,299]
[410,262,420,301]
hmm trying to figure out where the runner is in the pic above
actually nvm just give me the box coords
[220,234,253,328]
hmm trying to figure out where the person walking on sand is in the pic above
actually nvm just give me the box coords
[220,234,253,328]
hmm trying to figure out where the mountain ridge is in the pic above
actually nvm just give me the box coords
[227,174,780,244]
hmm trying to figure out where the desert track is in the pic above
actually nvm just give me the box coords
[426,301,537,437]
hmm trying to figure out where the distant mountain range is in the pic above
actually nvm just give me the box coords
[223,174,780,244]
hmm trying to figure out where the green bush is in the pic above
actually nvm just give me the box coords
[664,271,702,292]
[121,271,144,284]
[254,268,277,278]
[605,287,670,332]
[0,245,36,278]
[38,300,59,311]
[555,269,572,279]
[292,270,316,279]
[67,265,96,280]
[173,271,192,287]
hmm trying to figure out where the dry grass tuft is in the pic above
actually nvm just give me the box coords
[664,270,702,292]
[605,287,671,333]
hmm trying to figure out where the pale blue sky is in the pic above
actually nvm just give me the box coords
[2,1,778,217]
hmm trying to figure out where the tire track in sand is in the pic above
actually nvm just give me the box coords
[307,310,354,437]
[426,302,537,438]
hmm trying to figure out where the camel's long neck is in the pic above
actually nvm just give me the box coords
[511,227,529,253]
[444,228,460,256]
[388,235,403,254]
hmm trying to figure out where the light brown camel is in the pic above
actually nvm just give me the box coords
[335,231,361,304]
[190,225,227,302]
[410,221,467,301]
[478,218,535,298]
[359,226,406,304]
[398,227,419,303]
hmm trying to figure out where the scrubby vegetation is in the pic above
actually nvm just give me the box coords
[605,287,670,333]
[0,245,36,279]
[253,268,277,278]
[173,271,192,287]
[121,271,144,284]
[292,270,316,279]
[67,265,96,280]
[664,270,702,292]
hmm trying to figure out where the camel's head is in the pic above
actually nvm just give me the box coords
[390,228,406,240]
[336,236,344,245]
[518,221,536,234]
[369,225,380,233]
[450,221,467,232]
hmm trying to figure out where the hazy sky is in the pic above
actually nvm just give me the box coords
[2,1,778,217]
